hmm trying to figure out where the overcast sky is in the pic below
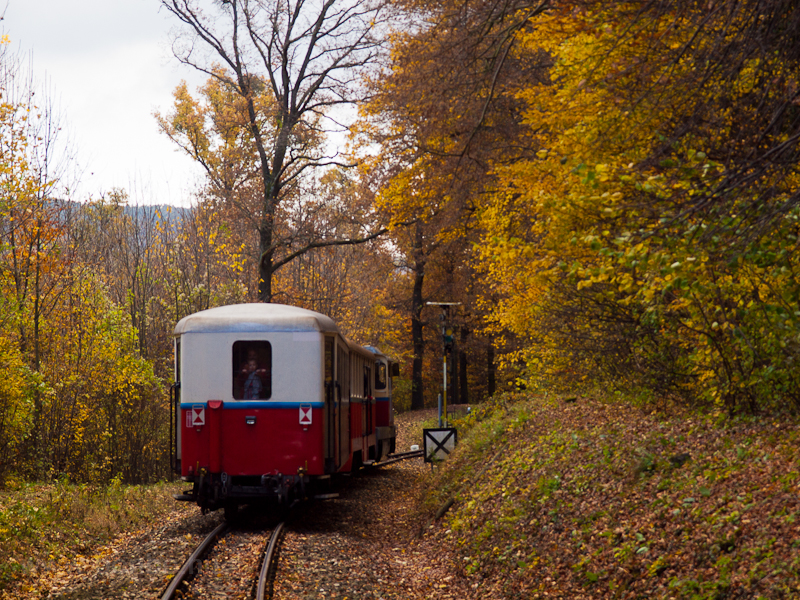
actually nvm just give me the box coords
[3,0,206,205]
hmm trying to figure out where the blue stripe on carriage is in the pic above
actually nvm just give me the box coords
[375,397,390,402]
[180,401,324,409]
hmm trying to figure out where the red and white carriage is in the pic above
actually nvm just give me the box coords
[170,303,397,513]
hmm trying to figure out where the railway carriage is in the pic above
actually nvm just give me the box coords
[170,303,397,513]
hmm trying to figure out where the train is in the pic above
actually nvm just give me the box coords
[170,303,398,514]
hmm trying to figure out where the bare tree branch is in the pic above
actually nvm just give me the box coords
[161,0,391,301]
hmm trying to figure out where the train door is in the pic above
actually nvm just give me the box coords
[364,364,373,438]
[324,336,337,472]
[336,340,350,468]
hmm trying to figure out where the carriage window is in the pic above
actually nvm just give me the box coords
[375,362,387,391]
[232,341,272,400]
[325,338,333,385]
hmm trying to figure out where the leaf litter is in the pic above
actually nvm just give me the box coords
[8,400,800,599]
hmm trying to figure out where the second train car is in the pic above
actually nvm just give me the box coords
[170,303,398,513]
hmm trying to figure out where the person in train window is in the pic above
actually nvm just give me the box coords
[233,342,272,400]
[242,354,263,399]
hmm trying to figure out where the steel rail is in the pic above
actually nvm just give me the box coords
[256,521,285,600]
[160,521,228,600]
[386,449,424,459]
[376,449,424,466]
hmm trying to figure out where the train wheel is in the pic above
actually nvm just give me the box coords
[224,501,240,522]
[351,450,363,472]
[375,440,387,463]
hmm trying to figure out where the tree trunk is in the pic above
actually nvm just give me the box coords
[410,224,426,410]
[451,345,459,405]
[460,327,469,404]
[258,206,275,303]
[258,245,274,303]
[488,342,496,398]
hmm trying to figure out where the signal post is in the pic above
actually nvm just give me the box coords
[424,302,460,468]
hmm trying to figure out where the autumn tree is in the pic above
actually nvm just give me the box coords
[0,43,90,476]
[270,168,385,308]
[160,0,392,302]
[477,0,800,413]
[0,41,174,482]
[357,0,550,408]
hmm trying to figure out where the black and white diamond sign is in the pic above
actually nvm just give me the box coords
[423,427,457,463]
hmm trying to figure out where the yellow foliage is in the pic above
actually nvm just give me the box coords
[476,2,800,410]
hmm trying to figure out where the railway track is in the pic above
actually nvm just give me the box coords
[377,449,424,466]
[160,452,420,599]
[160,519,285,600]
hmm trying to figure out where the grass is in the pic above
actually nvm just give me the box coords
[0,477,185,590]
[417,393,800,599]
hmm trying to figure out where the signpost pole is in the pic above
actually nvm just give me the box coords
[427,301,460,427]
[443,354,448,426]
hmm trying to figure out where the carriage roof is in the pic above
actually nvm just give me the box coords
[363,345,388,360]
[174,303,340,335]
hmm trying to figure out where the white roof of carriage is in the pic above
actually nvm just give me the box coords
[174,303,339,335]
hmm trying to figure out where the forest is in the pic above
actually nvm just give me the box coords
[0,0,798,486]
